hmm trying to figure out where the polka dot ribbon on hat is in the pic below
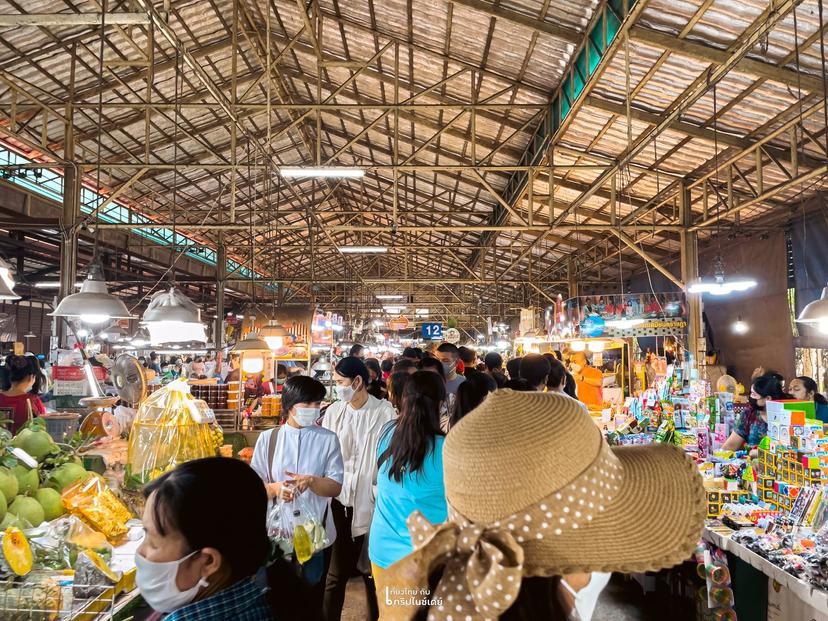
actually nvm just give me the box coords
[385,511,524,621]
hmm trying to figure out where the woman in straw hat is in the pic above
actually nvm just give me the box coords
[380,390,705,620]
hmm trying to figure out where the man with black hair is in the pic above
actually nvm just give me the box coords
[483,352,507,388]
[435,342,466,397]
[519,354,552,392]
[457,346,477,377]
[348,343,365,360]
[147,352,162,375]
[505,356,522,381]
[401,346,422,362]
[392,358,417,374]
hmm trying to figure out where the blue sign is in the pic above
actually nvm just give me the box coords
[580,315,605,338]
[421,323,443,340]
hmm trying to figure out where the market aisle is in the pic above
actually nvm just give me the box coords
[341,574,658,620]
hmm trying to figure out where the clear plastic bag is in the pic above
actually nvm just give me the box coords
[124,379,217,489]
[266,492,329,564]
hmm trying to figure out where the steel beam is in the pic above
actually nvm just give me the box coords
[0,13,151,26]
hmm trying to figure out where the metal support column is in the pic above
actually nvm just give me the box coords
[215,238,226,350]
[679,182,703,364]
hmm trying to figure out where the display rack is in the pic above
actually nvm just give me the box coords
[703,526,828,612]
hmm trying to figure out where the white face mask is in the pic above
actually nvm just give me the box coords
[336,383,355,402]
[292,407,320,427]
[561,571,611,621]
[134,550,209,613]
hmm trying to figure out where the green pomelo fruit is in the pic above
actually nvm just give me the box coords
[14,429,55,460]
[9,496,44,527]
[12,465,39,495]
[0,467,18,501]
[34,488,64,522]
[47,463,89,493]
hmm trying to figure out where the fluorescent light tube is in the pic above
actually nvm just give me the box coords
[339,246,388,254]
[280,167,364,179]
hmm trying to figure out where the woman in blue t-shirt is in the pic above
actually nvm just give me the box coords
[369,371,447,615]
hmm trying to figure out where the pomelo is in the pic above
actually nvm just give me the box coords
[0,467,18,501]
[9,496,44,527]
[12,465,39,495]
[34,489,64,522]
[0,513,15,529]
[12,429,54,460]
[46,463,89,493]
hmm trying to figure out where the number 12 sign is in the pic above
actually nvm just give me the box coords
[421,323,443,340]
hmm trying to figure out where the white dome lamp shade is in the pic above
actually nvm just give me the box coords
[50,262,133,324]
[142,287,207,345]
[260,319,290,350]
[0,257,20,300]
[796,283,828,334]
[232,330,272,374]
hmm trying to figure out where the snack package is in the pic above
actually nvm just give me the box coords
[124,379,217,489]
[61,476,131,545]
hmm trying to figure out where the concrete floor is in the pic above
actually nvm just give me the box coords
[341,574,660,620]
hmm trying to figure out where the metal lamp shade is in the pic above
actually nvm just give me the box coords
[0,258,19,300]
[142,287,207,344]
[797,285,828,324]
[261,320,290,350]
[233,331,271,354]
[50,263,133,322]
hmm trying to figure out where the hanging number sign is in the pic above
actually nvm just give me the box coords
[421,323,443,340]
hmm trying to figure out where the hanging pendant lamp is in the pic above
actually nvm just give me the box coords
[796,283,828,333]
[142,287,207,345]
[51,262,133,324]
[686,255,756,296]
[233,327,271,374]
[260,319,290,350]
[0,257,20,300]
[130,325,151,348]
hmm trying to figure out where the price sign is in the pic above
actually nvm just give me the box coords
[421,323,443,340]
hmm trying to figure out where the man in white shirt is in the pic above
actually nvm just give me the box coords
[322,356,396,621]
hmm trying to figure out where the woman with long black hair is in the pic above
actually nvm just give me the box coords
[369,371,448,618]
[789,375,828,422]
[722,372,790,456]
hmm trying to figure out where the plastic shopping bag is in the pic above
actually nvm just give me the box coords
[124,379,217,489]
[266,492,329,564]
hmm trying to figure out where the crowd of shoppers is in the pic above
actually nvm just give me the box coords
[127,342,828,621]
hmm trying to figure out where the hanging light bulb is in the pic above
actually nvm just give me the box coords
[687,255,756,296]
[587,340,605,353]
[51,262,133,324]
[0,257,20,300]
[796,283,828,334]
[732,317,749,335]
[142,287,207,345]
[570,340,587,352]
[233,326,271,374]
[260,319,290,350]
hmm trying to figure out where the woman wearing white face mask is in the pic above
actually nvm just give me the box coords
[250,376,344,614]
[135,457,273,620]
[322,356,396,621]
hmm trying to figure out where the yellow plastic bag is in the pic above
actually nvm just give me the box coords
[62,476,132,545]
[125,379,217,489]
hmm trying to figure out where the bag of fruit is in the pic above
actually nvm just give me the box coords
[124,379,217,490]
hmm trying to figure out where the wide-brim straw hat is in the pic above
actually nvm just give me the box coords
[445,390,705,574]
[383,390,705,620]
